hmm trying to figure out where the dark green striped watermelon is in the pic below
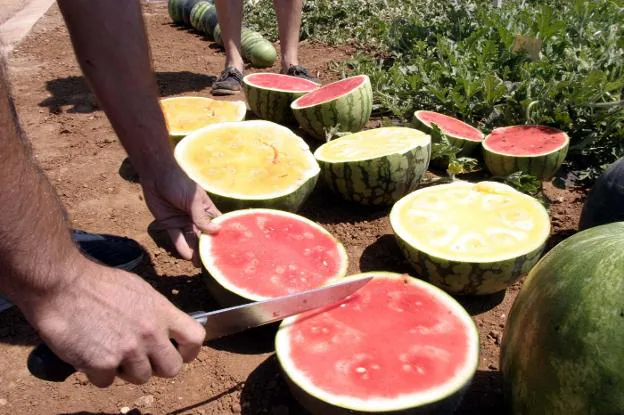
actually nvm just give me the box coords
[291,75,373,141]
[482,125,569,180]
[168,0,184,24]
[501,222,624,414]
[189,1,217,38]
[243,73,319,125]
[413,110,484,156]
[213,25,277,68]
[390,181,551,295]
[314,127,432,205]
[579,157,624,230]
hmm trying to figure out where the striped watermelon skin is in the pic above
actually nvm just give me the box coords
[317,142,432,206]
[292,76,373,141]
[394,236,546,295]
[168,0,184,24]
[413,111,484,157]
[189,1,217,38]
[244,83,314,126]
[213,25,277,68]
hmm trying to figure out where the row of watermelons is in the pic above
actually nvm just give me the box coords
[167,0,277,68]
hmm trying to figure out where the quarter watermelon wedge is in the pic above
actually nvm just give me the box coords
[291,75,373,141]
[482,125,569,180]
[174,120,320,212]
[390,181,551,295]
[275,272,479,414]
[160,96,247,144]
[314,127,432,205]
[413,110,484,156]
[501,222,624,414]
[199,209,348,305]
[243,73,320,125]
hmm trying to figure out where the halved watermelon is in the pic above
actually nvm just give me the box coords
[390,181,551,295]
[199,209,348,305]
[314,127,432,205]
[291,75,373,141]
[243,73,319,125]
[482,125,569,180]
[275,272,479,413]
[413,110,484,156]
[174,120,320,212]
[160,96,247,144]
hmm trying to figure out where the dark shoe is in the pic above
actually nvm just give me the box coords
[0,230,145,313]
[281,65,321,84]
[211,67,244,96]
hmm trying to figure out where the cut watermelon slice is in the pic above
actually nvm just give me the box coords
[275,272,479,413]
[243,73,320,125]
[413,110,484,157]
[199,209,348,305]
[291,75,373,141]
[482,125,569,180]
[174,120,320,212]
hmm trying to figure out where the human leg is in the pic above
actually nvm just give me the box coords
[212,0,245,95]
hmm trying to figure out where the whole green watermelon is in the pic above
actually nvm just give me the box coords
[501,222,624,415]
[579,157,624,230]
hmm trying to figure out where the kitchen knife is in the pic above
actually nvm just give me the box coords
[27,275,372,382]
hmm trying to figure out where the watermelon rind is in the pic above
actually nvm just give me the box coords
[168,0,184,24]
[413,110,484,157]
[500,222,624,414]
[174,120,321,213]
[390,181,551,295]
[314,127,432,206]
[291,75,373,141]
[160,97,247,144]
[189,1,216,36]
[243,73,319,125]
[275,272,480,414]
[579,157,624,230]
[240,27,277,68]
[199,209,349,306]
[482,125,570,180]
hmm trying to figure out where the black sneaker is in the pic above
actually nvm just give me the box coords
[211,67,244,96]
[0,231,145,313]
[281,65,321,85]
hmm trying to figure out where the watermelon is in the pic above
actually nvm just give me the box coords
[199,209,348,305]
[160,96,247,145]
[390,181,551,295]
[275,272,480,414]
[579,157,624,230]
[500,222,624,414]
[213,25,277,68]
[314,127,432,205]
[482,125,569,180]
[413,110,484,157]
[189,1,217,38]
[291,75,373,141]
[243,73,319,125]
[174,120,320,212]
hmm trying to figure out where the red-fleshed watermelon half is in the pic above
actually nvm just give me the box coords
[275,272,480,414]
[291,75,373,141]
[413,110,484,157]
[243,73,320,125]
[482,125,569,180]
[199,209,349,305]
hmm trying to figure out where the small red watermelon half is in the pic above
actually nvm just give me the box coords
[199,209,348,305]
[413,110,484,157]
[275,272,480,414]
[482,125,569,180]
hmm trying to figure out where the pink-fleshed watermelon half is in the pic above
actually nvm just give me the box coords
[275,272,480,414]
[482,125,569,180]
[291,75,373,141]
[199,209,348,305]
[413,110,484,157]
[243,73,320,125]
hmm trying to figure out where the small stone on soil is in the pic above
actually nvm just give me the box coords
[119,407,131,414]
[0,398,7,406]
[135,395,155,407]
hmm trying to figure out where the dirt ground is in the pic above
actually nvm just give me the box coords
[0,3,587,414]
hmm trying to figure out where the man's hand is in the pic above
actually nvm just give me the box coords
[23,260,206,387]
[141,166,221,265]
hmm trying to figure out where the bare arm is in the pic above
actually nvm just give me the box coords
[57,0,220,262]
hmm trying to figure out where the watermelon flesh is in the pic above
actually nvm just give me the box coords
[276,272,479,413]
[200,209,348,301]
[415,111,483,142]
[485,125,567,156]
[292,76,366,108]
[245,73,320,91]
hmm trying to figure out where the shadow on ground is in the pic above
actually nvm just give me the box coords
[39,71,216,114]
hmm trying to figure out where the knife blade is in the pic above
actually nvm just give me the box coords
[27,275,372,382]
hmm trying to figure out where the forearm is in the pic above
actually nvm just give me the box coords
[57,0,176,178]
[0,57,84,310]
